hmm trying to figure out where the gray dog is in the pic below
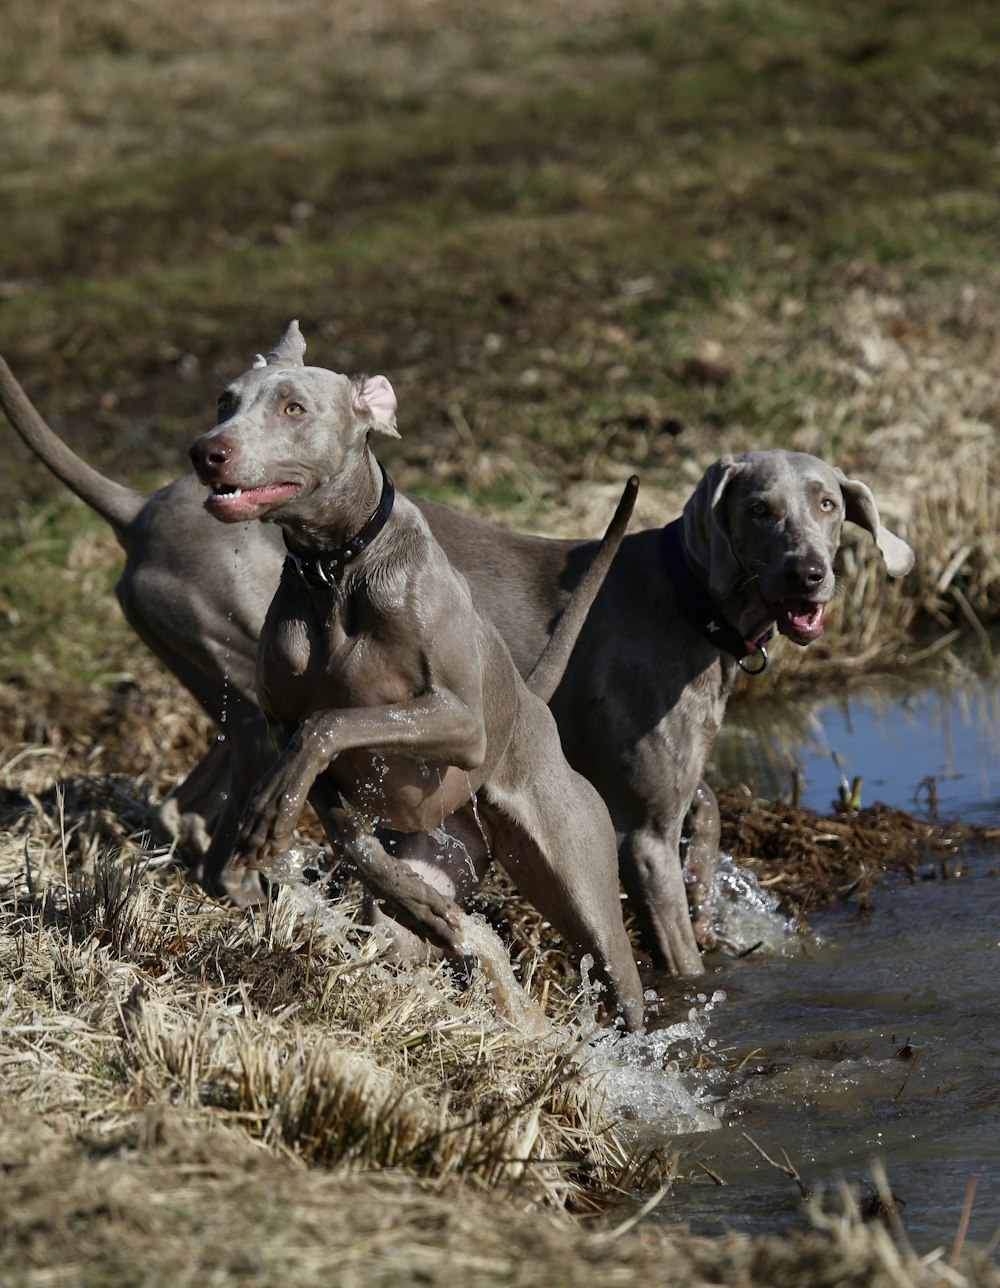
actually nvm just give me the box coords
[0,347,914,977]
[187,323,645,1030]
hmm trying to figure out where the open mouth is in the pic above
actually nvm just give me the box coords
[204,481,301,519]
[772,597,827,644]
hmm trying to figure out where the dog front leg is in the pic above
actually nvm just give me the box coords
[619,823,705,977]
[682,780,721,948]
[233,691,486,870]
[156,737,230,858]
[310,786,470,958]
[349,829,469,957]
[360,814,493,959]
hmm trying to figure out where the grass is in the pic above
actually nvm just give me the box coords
[3,0,999,474]
[0,498,127,689]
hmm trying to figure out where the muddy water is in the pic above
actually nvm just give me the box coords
[647,667,1000,1252]
[650,866,1000,1250]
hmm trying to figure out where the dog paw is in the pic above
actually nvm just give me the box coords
[385,879,465,954]
[156,798,212,861]
[233,771,309,868]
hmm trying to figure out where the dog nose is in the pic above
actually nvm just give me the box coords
[784,552,826,590]
[189,434,232,472]
[805,564,825,588]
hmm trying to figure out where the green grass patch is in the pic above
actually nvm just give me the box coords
[0,499,132,690]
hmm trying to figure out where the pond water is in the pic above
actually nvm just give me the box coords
[643,662,1000,1254]
[713,662,1000,823]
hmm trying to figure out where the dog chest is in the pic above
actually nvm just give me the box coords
[258,594,431,732]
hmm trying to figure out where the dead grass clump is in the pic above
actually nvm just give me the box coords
[3,1107,995,1288]
[908,443,1000,645]
[0,817,668,1215]
[717,784,1000,920]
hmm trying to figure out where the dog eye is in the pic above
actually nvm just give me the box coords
[216,394,234,422]
[284,401,306,416]
[749,501,768,518]
[819,496,837,512]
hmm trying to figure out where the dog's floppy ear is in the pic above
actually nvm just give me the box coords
[351,374,399,439]
[255,319,307,369]
[834,469,915,577]
[682,455,745,598]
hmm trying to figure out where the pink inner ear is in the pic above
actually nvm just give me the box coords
[357,374,397,425]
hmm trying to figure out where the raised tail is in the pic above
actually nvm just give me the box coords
[525,475,639,703]
[0,354,148,539]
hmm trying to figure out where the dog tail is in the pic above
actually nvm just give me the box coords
[525,475,638,703]
[0,354,147,541]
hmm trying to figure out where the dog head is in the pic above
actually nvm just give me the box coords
[189,321,398,525]
[682,450,914,645]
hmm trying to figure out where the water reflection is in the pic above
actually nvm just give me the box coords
[714,658,1000,822]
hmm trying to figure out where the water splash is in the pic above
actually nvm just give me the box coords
[424,824,479,884]
[246,844,746,1138]
[358,754,391,818]
[435,767,446,827]
[464,772,492,864]
[456,912,550,1036]
[259,844,548,1033]
[556,854,818,1144]
[704,852,810,957]
[215,532,248,755]
[217,608,232,748]
[578,987,728,1139]
[262,845,372,966]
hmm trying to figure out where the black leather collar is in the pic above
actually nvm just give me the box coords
[284,463,395,587]
[660,518,772,674]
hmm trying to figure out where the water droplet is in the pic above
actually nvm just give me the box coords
[464,773,491,861]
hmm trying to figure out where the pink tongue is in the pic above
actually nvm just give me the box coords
[212,483,299,506]
[237,483,299,503]
[779,600,826,638]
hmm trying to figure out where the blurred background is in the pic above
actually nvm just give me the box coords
[1,0,998,709]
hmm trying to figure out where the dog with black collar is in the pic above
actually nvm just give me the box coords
[188,322,646,1030]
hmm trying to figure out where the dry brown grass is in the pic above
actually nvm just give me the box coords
[7,1109,994,1287]
[3,704,1000,1283]
[717,785,1000,921]
[1,831,645,1195]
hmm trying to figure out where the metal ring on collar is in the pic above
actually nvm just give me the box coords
[738,644,769,675]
